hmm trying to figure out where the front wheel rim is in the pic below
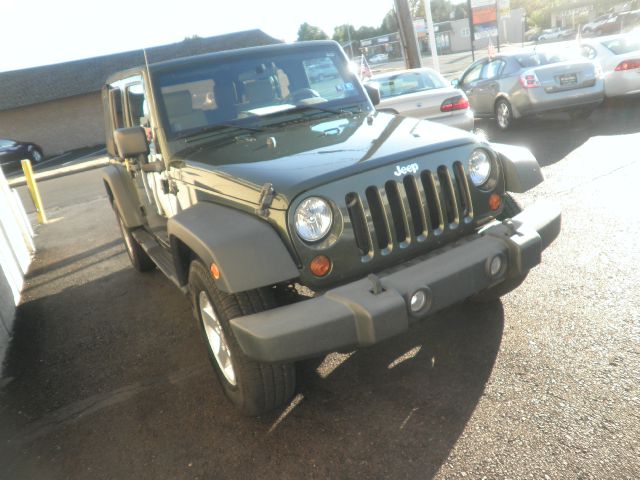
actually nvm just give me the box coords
[199,291,237,386]
[497,103,510,128]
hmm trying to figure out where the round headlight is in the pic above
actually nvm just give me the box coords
[294,197,333,242]
[469,149,492,186]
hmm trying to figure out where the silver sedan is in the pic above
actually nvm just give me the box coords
[365,68,474,131]
[454,48,605,130]
[579,33,640,97]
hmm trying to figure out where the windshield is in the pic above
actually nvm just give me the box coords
[368,70,446,99]
[154,48,369,139]
[514,49,580,68]
[601,36,640,55]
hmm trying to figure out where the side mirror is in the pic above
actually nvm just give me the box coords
[364,83,381,106]
[451,78,461,88]
[114,126,149,159]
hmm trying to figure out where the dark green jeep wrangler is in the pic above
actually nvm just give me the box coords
[102,41,560,415]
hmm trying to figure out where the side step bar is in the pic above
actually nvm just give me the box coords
[131,229,188,293]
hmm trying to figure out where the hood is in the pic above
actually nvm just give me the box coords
[173,111,476,208]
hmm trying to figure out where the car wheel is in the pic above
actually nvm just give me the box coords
[115,212,156,272]
[495,99,514,131]
[470,194,528,302]
[188,260,296,416]
[568,108,593,121]
[30,148,43,163]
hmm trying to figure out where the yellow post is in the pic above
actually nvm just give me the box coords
[21,159,47,224]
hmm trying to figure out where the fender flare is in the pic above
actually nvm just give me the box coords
[491,142,544,193]
[168,202,299,294]
[102,164,143,227]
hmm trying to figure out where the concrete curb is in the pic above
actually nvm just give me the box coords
[8,156,109,188]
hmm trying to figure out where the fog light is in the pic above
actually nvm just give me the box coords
[489,255,503,277]
[310,255,332,277]
[409,288,432,314]
[489,193,502,211]
[210,262,220,280]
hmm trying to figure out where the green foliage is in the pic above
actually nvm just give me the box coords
[297,23,330,42]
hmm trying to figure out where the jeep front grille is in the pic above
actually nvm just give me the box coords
[345,162,473,259]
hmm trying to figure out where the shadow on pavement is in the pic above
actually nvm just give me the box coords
[477,96,640,167]
[0,254,505,478]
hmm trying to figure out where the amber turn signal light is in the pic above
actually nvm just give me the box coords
[210,262,221,280]
[489,193,502,211]
[310,255,331,277]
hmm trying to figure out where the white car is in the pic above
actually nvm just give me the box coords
[365,68,474,131]
[579,33,640,97]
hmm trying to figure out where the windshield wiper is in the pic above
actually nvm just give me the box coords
[178,122,268,142]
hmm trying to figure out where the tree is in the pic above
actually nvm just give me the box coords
[410,0,455,23]
[296,23,330,42]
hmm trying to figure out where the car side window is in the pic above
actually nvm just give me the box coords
[481,59,506,80]
[461,62,484,86]
[580,45,597,60]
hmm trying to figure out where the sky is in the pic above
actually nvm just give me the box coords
[1,0,397,72]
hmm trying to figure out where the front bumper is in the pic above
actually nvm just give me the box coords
[231,201,561,363]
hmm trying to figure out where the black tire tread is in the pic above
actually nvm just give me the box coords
[115,212,155,272]
[188,261,295,416]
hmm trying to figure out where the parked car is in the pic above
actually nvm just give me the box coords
[537,27,566,42]
[369,53,389,64]
[365,68,474,131]
[0,138,43,174]
[582,13,615,36]
[593,10,640,36]
[579,33,640,97]
[453,48,605,130]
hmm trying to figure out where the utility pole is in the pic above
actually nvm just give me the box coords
[394,0,422,69]
[424,0,440,72]
[346,25,355,59]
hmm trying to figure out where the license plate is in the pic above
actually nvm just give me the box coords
[558,73,577,85]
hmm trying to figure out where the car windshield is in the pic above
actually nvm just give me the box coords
[601,36,640,55]
[0,139,16,148]
[514,49,579,68]
[369,71,446,99]
[154,48,369,139]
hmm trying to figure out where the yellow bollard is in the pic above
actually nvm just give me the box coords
[21,159,47,224]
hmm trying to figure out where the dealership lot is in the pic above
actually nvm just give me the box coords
[1,92,639,479]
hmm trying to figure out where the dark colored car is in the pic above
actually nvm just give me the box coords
[0,138,44,174]
[101,41,560,415]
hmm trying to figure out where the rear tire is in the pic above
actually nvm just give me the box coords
[115,212,156,272]
[495,99,514,131]
[568,108,593,121]
[30,148,43,163]
[188,260,296,416]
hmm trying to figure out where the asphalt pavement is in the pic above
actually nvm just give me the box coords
[1,99,639,479]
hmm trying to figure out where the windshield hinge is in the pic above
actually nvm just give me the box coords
[256,182,275,217]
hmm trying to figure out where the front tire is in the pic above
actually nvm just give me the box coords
[495,99,514,131]
[188,260,295,416]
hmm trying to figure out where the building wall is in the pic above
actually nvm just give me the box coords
[0,92,104,157]
[448,8,525,53]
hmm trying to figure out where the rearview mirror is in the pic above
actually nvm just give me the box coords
[364,83,380,106]
[114,127,149,159]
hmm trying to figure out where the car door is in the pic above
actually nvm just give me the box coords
[460,60,488,115]
[123,78,174,244]
[473,58,507,114]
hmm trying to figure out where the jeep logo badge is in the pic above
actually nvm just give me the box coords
[393,163,419,177]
